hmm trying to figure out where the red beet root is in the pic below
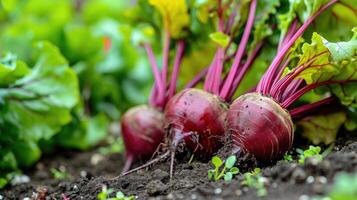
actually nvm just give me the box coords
[164,88,227,158]
[227,93,294,161]
[120,105,165,173]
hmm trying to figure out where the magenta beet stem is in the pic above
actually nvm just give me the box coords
[281,79,357,108]
[290,96,337,119]
[226,41,263,101]
[220,0,257,99]
[161,31,171,98]
[259,0,338,95]
[168,41,185,99]
[144,43,165,103]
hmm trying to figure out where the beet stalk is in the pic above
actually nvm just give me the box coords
[120,38,186,173]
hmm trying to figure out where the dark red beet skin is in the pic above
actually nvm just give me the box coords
[164,88,227,158]
[227,93,294,161]
[121,105,165,172]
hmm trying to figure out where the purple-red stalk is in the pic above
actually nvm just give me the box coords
[161,31,171,100]
[144,43,165,105]
[168,41,185,99]
[226,41,263,101]
[278,18,298,52]
[219,0,257,100]
[258,0,338,94]
[290,96,338,119]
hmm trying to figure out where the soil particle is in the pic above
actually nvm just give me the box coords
[291,167,307,183]
[146,180,168,195]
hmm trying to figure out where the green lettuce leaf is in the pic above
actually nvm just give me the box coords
[0,41,79,187]
[0,42,79,141]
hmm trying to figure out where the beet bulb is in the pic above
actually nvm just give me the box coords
[164,88,227,174]
[120,105,165,173]
[227,93,294,161]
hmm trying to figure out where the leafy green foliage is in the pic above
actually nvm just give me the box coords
[249,0,280,53]
[241,168,267,197]
[208,155,239,182]
[292,28,357,100]
[298,111,347,145]
[97,185,134,200]
[297,146,323,164]
[304,0,357,41]
[278,0,331,38]
[294,29,357,85]
[55,111,109,151]
[0,41,79,186]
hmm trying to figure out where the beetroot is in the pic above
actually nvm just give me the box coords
[164,88,227,177]
[227,93,293,161]
[120,105,165,173]
[164,88,227,158]
[226,0,341,161]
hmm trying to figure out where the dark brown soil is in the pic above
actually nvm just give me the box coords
[1,135,357,200]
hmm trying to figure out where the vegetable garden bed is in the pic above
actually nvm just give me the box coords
[2,133,357,200]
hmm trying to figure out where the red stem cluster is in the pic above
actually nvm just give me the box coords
[252,0,355,116]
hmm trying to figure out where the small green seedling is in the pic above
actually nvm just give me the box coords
[297,145,322,164]
[283,152,293,162]
[241,168,267,197]
[50,167,70,180]
[329,172,357,200]
[208,155,239,182]
[97,185,134,200]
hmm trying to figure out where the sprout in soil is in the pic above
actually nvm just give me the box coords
[283,152,293,162]
[242,168,268,197]
[97,185,134,200]
[208,155,239,182]
[297,145,322,164]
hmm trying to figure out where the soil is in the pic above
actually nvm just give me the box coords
[1,134,357,200]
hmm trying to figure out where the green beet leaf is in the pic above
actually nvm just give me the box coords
[297,111,347,145]
[294,28,357,107]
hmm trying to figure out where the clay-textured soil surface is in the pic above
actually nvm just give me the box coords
[2,135,357,200]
